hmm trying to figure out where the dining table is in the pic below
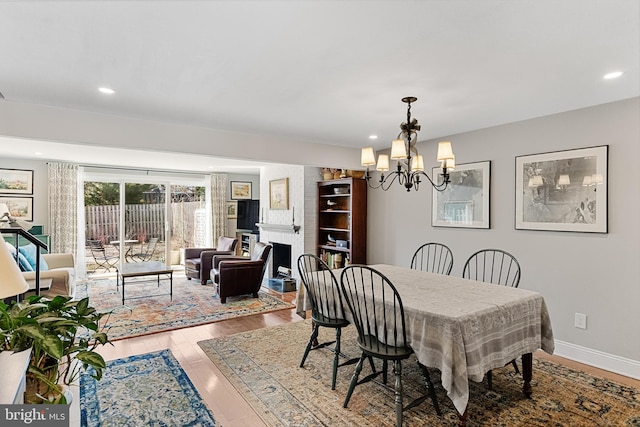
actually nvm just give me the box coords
[295,263,555,422]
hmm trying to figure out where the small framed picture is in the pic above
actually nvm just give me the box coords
[0,168,34,195]
[226,201,238,219]
[0,196,34,221]
[230,181,252,200]
[269,178,289,210]
[515,145,608,233]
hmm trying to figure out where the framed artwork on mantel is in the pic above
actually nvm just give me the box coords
[269,178,289,210]
[515,145,608,233]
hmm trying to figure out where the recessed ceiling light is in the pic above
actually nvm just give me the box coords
[603,71,623,80]
[98,87,115,94]
[369,135,378,140]
[34,152,43,156]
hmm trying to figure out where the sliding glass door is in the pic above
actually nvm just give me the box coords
[82,169,209,276]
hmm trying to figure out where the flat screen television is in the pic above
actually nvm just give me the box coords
[237,200,259,233]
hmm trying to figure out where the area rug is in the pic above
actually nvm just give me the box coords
[77,276,294,340]
[198,320,640,427]
[80,349,216,426]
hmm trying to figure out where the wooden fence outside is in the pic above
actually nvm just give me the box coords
[85,202,205,249]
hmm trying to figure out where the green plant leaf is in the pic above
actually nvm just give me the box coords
[17,324,64,359]
[75,351,106,369]
[76,298,90,316]
[91,332,109,345]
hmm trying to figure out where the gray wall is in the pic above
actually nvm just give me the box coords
[367,97,640,369]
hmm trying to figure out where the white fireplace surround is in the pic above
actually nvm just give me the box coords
[261,229,304,281]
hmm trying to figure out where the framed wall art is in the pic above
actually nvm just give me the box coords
[230,181,252,200]
[269,178,289,210]
[515,145,608,233]
[0,196,34,221]
[0,168,33,195]
[432,161,490,228]
[226,201,238,219]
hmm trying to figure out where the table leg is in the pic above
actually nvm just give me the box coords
[456,409,468,427]
[170,271,173,301]
[522,352,533,397]
[122,276,125,305]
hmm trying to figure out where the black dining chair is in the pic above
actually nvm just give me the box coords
[340,265,441,426]
[410,242,454,275]
[462,248,521,287]
[462,248,521,389]
[297,254,360,390]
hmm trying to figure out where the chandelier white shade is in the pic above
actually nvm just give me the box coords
[361,97,455,192]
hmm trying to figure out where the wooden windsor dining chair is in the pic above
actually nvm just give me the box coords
[340,265,441,426]
[297,254,360,390]
[462,248,522,389]
[410,242,454,275]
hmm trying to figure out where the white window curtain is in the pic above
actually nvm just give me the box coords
[48,162,79,254]
[210,174,228,244]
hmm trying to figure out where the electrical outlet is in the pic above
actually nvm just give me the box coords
[575,313,587,329]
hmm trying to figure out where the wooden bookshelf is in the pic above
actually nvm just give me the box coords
[317,178,367,268]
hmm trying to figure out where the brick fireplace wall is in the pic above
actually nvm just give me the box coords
[259,164,319,282]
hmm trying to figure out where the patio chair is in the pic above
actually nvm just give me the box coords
[88,239,118,272]
[132,237,159,262]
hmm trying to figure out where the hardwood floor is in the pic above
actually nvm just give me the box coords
[85,287,639,427]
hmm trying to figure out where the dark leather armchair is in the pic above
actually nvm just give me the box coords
[184,236,238,285]
[211,242,272,303]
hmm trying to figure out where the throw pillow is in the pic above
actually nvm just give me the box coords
[6,242,33,272]
[18,243,49,271]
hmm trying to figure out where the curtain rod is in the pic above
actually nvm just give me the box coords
[58,163,216,177]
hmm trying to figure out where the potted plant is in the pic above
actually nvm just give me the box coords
[0,294,111,404]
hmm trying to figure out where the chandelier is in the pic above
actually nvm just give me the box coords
[361,97,455,192]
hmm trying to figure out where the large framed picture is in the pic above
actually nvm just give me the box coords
[230,181,252,200]
[432,161,490,228]
[269,178,289,210]
[0,168,33,195]
[226,201,238,219]
[515,145,608,233]
[0,196,34,221]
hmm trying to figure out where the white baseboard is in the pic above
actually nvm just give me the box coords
[553,340,640,380]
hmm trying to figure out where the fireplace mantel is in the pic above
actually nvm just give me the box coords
[256,223,300,234]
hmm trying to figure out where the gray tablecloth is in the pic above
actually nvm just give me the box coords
[296,264,554,414]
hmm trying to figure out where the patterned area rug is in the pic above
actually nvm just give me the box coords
[77,276,294,340]
[198,320,640,427]
[80,349,216,426]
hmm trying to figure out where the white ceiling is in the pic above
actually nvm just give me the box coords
[0,1,638,173]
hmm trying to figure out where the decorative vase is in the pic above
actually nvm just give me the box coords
[322,169,333,180]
